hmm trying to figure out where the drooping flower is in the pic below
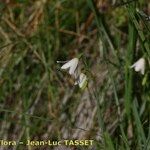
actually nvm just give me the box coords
[74,73,87,89]
[57,57,88,89]
[130,58,145,75]
[58,58,79,75]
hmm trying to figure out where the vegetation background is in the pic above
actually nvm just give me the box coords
[0,0,149,149]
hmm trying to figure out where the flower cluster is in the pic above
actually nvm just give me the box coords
[57,56,146,89]
[57,58,87,89]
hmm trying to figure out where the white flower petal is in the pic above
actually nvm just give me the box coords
[141,69,144,75]
[61,58,79,75]
[61,61,71,69]
[135,65,141,72]
[74,73,87,89]
[69,63,78,75]
[78,73,87,88]
[130,58,145,75]
[130,64,136,68]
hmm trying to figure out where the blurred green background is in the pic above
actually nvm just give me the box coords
[0,0,150,149]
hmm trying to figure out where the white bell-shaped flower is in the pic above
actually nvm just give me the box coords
[74,73,87,89]
[59,58,79,75]
[130,58,145,75]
